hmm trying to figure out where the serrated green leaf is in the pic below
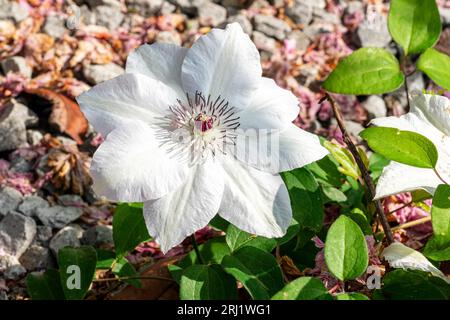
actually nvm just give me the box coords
[272,277,331,300]
[388,0,441,55]
[26,269,65,300]
[180,264,237,300]
[113,203,150,258]
[324,215,369,281]
[222,246,284,299]
[58,246,97,300]
[417,48,450,91]
[322,48,404,94]
[360,127,438,168]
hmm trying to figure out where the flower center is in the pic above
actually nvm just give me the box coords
[157,91,240,164]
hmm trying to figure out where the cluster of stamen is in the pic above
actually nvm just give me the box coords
[156,91,240,164]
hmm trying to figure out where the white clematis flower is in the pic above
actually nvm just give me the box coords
[76,23,328,253]
[372,94,450,199]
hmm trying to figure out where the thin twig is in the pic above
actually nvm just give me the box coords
[400,54,411,111]
[391,216,431,231]
[434,168,450,185]
[191,234,205,264]
[93,275,175,283]
[388,201,414,215]
[324,93,394,244]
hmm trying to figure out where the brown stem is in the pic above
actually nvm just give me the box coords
[400,54,411,112]
[434,168,450,185]
[324,93,394,244]
[93,275,175,283]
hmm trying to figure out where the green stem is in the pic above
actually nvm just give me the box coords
[434,168,450,185]
[191,234,205,264]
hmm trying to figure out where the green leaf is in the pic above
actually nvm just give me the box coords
[113,203,150,258]
[208,215,230,231]
[381,270,450,300]
[95,249,116,269]
[324,215,369,281]
[322,186,347,203]
[58,246,97,300]
[168,264,183,284]
[417,48,450,91]
[388,0,441,55]
[323,141,360,180]
[112,256,141,288]
[360,127,438,168]
[178,237,231,268]
[322,48,404,95]
[411,189,433,203]
[335,293,370,300]
[423,184,450,261]
[272,277,331,300]
[179,264,237,300]
[225,224,277,252]
[222,246,284,299]
[282,168,324,233]
[26,269,65,300]
[369,153,390,181]
[306,154,343,187]
[347,208,373,235]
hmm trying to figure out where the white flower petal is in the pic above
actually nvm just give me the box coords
[76,73,178,136]
[238,77,300,129]
[231,124,328,174]
[218,159,291,238]
[126,43,188,97]
[143,161,224,253]
[411,94,450,136]
[374,162,441,199]
[91,121,187,202]
[382,242,450,284]
[181,23,261,109]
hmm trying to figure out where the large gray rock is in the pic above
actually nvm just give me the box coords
[36,206,83,229]
[254,14,291,40]
[18,196,49,217]
[362,95,387,119]
[43,13,67,39]
[19,245,55,271]
[82,225,113,247]
[0,254,20,273]
[0,187,23,218]
[1,56,32,78]
[0,0,28,22]
[198,2,227,27]
[83,63,124,85]
[0,212,36,258]
[93,4,124,30]
[126,0,164,16]
[0,100,37,152]
[49,225,83,257]
[226,14,252,34]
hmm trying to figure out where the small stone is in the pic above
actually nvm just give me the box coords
[79,5,97,26]
[252,31,277,53]
[362,95,387,119]
[82,225,113,247]
[171,0,206,15]
[155,31,182,45]
[254,14,291,40]
[440,7,450,26]
[285,0,313,26]
[9,157,32,173]
[18,196,49,218]
[160,1,176,14]
[26,130,44,146]
[226,14,252,34]
[357,14,391,48]
[0,101,33,152]
[344,120,364,140]
[19,245,55,271]
[126,0,164,16]
[49,225,83,257]
[36,206,83,229]
[0,0,28,22]
[312,8,340,25]
[93,4,124,30]
[0,291,7,300]
[0,212,36,258]
[83,63,124,85]
[1,56,32,78]
[43,14,67,39]
[57,194,85,207]
[0,254,20,273]
[87,0,121,7]
[198,2,227,27]
[302,20,334,39]
[4,264,26,280]
[0,187,23,218]
[287,30,311,52]
[36,226,53,246]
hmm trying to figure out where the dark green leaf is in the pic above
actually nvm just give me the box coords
[26,269,65,300]
[322,48,404,94]
[209,215,230,232]
[324,215,369,281]
[322,186,347,203]
[335,293,370,300]
[360,127,438,168]
[272,277,331,300]
[347,208,373,235]
[222,246,284,299]
[306,154,343,187]
[95,249,116,269]
[178,237,231,268]
[168,265,183,284]
[113,203,150,258]
[388,0,441,55]
[179,264,237,300]
[225,224,277,252]
[112,256,141,288]
[58,246,97,300]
